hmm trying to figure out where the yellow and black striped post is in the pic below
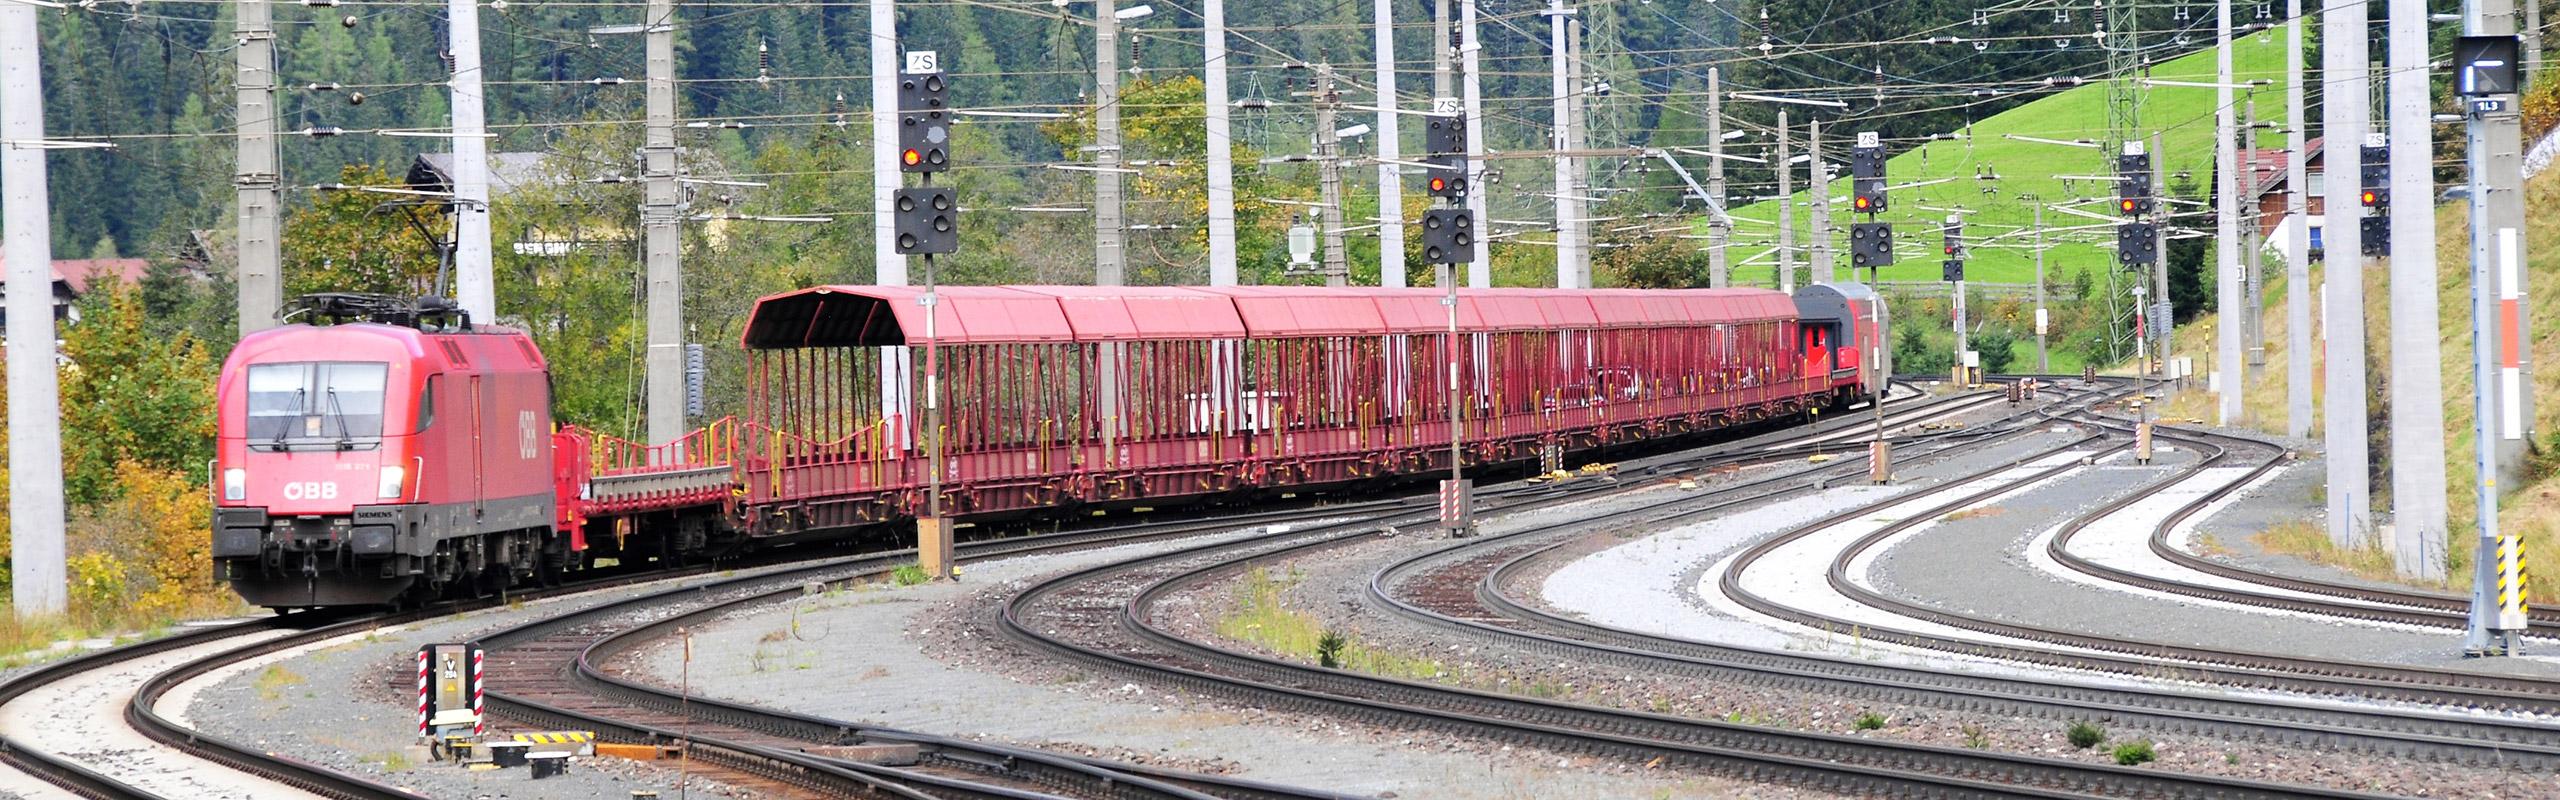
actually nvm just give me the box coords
[2497,533,2529,634]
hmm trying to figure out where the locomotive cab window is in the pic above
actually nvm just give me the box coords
[246,362,390,449]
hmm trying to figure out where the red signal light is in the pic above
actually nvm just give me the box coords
[2119,199,2138,214]
[1429,177,1447,193]
[2360,190,2379,206]
[902,149,922,167]
[1854,197,1873,211]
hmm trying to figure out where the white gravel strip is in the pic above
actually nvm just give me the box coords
[1720,451,2106,650]
[1545,486,1906,650]
[0,629,331,800]
[2033,465,2468,635]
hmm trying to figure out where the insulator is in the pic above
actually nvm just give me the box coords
[1972,9,1987,25]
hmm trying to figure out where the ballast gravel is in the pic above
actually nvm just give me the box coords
[614,530,1828,799]
[180,573,794,800]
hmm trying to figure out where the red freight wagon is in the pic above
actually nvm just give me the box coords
[731,284,1872,540]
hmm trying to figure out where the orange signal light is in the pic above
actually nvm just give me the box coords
[902,149,922,167]
[1854,197,1873,211]
[2118,199,2138,214]
[2360,190,2379,206]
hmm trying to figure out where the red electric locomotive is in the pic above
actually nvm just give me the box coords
[212,296,568,607]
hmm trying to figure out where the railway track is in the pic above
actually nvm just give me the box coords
[1366,383,2560,770]
[2043,416,2560,639]
[474,507,1406,800]
[0,505,1373,800]
[1711,401,2560,716]
[989,378,2445,798]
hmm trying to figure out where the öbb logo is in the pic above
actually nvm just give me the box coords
[282,481,340,501]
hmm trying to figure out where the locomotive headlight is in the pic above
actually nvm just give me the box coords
[377,466,405,500]
[223,468,245,501]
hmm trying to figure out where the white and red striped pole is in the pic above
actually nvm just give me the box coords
[471,646,485,736]
[415,649,430,738]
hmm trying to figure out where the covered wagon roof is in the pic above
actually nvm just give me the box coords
[740,284,1805,349]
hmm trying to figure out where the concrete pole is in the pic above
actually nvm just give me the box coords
[1777,110,1793,293]
[1205,0,1237,286]
[871,0,911,437]
[2,4,66,616]
[1315,64,1349,287]
[2284,10,2312,439]
[2035,204,2049,371]
[1566,17,1589,289]
[1375,0,1405,288]
[2322,0,2374,549]
[448,0,495,323]
[1095,0,1126,285]
[2526,0,2544,78]
[2388,0,2448,580]
[2244,98,2267,366]
[2151,134,2172,375]
[1808,118,1832,285]
[2215,0,2243,425]
[1434,0,1454,99]
[1460,0,1490,285]
[1549,0,1575,289]
[1707,68,1729,288]
[234,0,282,334]
[644,0,686,450]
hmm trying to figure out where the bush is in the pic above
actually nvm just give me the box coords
[2111,740,2156,766]
[890,564,931,586]
[1315,630,1347,669]
[1853,711,1886,731]
[2066,721,2106,750]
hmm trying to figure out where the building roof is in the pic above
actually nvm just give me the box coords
[2244,137,2324,198]
[0,257,151,295]
[740,285,1803,348]
[406,152,559,198]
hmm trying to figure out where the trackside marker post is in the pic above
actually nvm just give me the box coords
[419,643,484,741]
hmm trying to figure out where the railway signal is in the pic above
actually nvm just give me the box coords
[1939,217,1964,283]
[894,187,959,254]
[1419,208,1475,264]
[2117,152,2152,216]
[897,69,950,174]
[1850,144,1887,213]
[1423,114,1467,198]
[1848,222,1894,269]
[2117,221,2157,266]
[2359,142,2390,256]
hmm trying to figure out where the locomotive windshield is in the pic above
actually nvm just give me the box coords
[246,362,389,449]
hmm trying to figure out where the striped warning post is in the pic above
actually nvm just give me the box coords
[415,649,430,738]
[471,647,486,736]
[2497,533,2529,631]
[511,731,596,745]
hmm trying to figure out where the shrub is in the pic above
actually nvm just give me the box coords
[1853,711,1886,731]
[890,564,931,586]
[2066,721,2106,750]
[1315,630,1347,669]
[1961,723,1989,749]
[2112,740,2156,766]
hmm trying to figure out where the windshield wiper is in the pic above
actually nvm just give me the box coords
[325,388,355,450]
[269,388,304,448]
